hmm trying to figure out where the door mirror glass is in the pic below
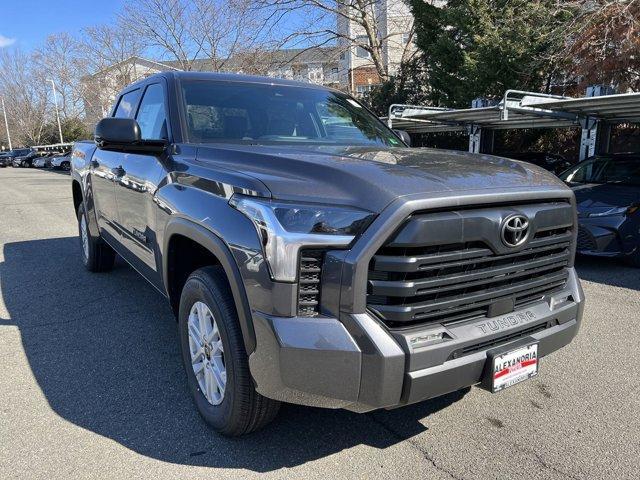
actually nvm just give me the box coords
[393,129,412,147]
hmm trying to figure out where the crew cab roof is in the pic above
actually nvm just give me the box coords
[129,71,333,91]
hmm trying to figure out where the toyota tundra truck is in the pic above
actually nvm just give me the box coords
[70,72,584,436]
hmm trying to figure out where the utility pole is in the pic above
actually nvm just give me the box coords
[1,96,12,151]
[47,79,64,144]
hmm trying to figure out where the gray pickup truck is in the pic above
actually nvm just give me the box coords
[71,72,584,436]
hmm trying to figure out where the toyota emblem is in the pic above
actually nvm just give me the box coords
[501,214,530,247]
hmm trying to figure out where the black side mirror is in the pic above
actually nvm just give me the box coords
[95,117,166,154]
[393,129,412,147]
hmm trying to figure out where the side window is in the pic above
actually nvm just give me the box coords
[135,84,167,140]
[113,89,140,118]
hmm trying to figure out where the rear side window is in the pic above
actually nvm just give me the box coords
[113,89,140,118]
[135,84,167,140]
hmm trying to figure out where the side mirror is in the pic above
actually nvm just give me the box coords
[95,117,166,154]
[393,129,412,147]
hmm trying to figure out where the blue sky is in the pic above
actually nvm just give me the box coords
[0,0,124,51]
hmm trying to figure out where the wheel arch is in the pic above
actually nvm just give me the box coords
[163,217,256,354]
[71,179,83,214]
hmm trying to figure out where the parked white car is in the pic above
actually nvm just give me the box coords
[50,154,71,170]
[33,156,51,168]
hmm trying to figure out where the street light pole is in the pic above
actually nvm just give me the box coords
[1,96,12,151]
[47,79,64,144]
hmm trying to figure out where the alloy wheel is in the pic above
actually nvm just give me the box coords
[80,213,89,260]
[188,301,226,405]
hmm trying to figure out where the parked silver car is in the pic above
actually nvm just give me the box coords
[50,154,71,170]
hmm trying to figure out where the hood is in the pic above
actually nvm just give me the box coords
[571,183,640,215]
[193,144,568,212]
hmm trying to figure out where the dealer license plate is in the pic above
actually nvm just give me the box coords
[491,343,538,393]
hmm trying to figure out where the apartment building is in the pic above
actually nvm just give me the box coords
[337,0,417,96]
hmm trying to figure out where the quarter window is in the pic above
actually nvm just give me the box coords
[113,89,140,119]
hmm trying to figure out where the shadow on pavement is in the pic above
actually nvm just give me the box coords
[575,254,640,290]
[0,236,467,471]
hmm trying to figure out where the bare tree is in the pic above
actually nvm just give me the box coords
[0,48,49,146]
[555,0,640,92]
[76,22,147,124]
[252,0,417,80]
[191,0,280,71]
[118,0,280,72]
[32,33,87,120]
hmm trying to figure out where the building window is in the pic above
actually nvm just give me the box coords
[355,84,376,96]
[356,36,371,59]
[402,33,411,44]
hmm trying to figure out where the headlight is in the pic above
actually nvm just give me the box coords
[230,195,375,282]
[588,206,631,217]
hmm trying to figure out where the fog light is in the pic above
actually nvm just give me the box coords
[550,293,573,310]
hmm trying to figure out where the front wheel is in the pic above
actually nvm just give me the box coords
[179,266,280,436]
[624,249,640,268]
[77,203,115,272]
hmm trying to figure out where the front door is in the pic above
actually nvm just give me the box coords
[113,82,169,289]
[91,88,141,247]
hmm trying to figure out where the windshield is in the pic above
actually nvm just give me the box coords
[10,149,30,157]
[560,156,640,186]
[180,80,402,147]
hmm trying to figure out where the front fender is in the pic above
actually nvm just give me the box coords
[162,216,257,353]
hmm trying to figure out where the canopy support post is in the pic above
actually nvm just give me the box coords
[579,85,616,161]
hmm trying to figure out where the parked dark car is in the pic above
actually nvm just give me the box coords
[70,72,584,435]
[560,153,640,266]
[2,148,31,167]
[0,152,10,167]
[12,148,37,167]
[505,152,574,175]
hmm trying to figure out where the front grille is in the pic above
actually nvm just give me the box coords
[297,250,324,316]
[367,202,574,329]
[577,226,597,251]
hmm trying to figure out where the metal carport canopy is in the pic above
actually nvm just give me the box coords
[388,90,640,134]
[523,92,640,124]
[388,101,579,133]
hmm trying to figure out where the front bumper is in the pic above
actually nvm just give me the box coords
[577,216,639,257]
[249,268,584,411]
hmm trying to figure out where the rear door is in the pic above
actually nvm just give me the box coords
[91,88,141,247]
[113,82,169,288]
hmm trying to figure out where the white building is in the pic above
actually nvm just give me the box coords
[337,0,417,95]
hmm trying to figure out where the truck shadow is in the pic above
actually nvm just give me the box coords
[575,255,640,290]
[0,237,467,471]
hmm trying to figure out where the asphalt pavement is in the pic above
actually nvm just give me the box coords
[1,167,639,479]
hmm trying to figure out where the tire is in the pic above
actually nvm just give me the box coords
[61,161,70,171]
[179,266,280,436]
[624,250,640,268]
[77,203,116,272]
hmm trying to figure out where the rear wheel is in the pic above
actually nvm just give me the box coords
[61,161,70,171]
[77,203,115,272]
[179,266,280,436]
